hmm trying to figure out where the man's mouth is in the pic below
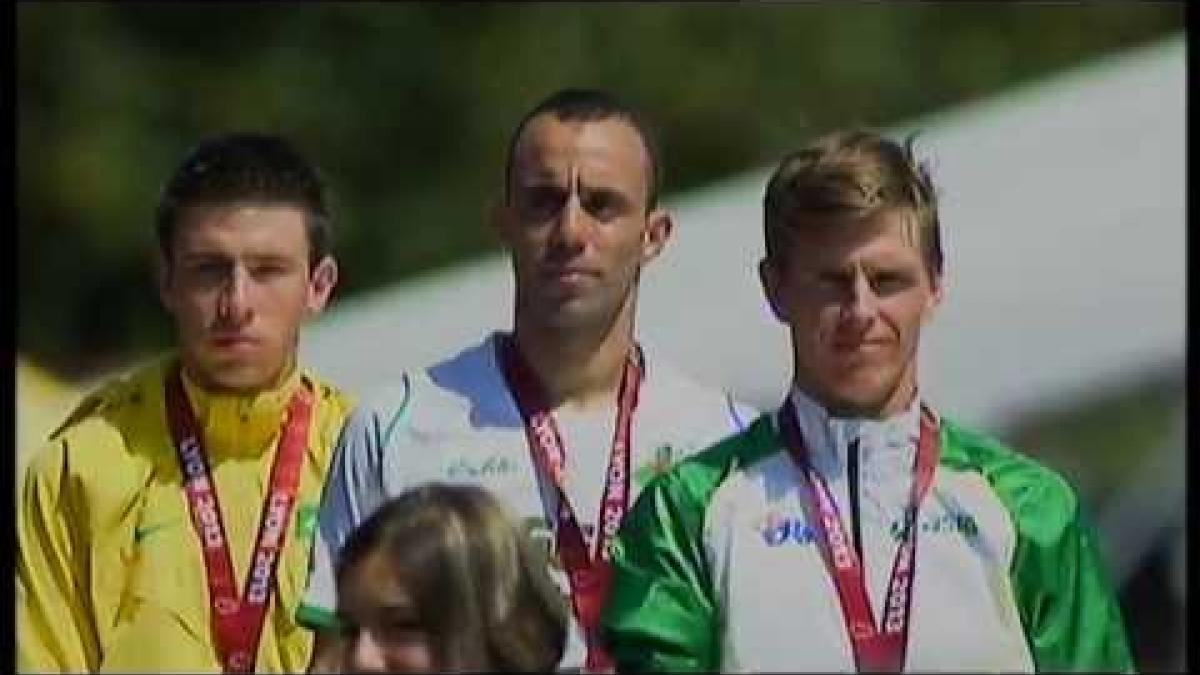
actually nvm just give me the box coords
[210,334,259,349]
[831,339,889,358]
[542,266,599,284]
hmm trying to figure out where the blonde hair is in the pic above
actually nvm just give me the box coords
[763,128,943,277]
[336,483,568,672]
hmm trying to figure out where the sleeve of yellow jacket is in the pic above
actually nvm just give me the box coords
[17,383,163,673]
[18,432,103,672]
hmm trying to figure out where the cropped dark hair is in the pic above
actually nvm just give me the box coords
[504,88,662,210]
[155,132,331,269]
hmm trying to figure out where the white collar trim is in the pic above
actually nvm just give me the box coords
[785,386,922,471]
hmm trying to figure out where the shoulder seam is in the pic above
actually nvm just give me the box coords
[379,372,414,450]
[725,391,743,431]
[673,414,778,496]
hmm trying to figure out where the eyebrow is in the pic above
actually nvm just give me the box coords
[514,166,563,185]
[178,251,230,264]
[179,251,295,263]
[580,184,633,205]
[243,253,297,265]
[580,182,624,195]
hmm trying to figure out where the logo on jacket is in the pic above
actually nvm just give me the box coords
[133,519,178,543]
[634,444,676,486]
[446,454,519,479]
[889,510,979,540]
[296,503,320,540]
[759,511,818,547]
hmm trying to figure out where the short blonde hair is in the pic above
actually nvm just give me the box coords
[336,483,568,672]
[763,129,943,277]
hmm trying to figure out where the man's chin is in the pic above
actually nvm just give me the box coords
[823,383,917,419]
[818,382,895,418]
[819,397,879,418]
[195,361,284,394]
[532,297,612,330]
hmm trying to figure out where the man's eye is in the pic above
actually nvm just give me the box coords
[582,192,623,221]
[872,273,912,295]
[518,187,565,219]
[186,262,227,281]
[816,273,850,291]
[250,264,289,279]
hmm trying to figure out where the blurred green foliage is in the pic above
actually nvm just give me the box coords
[17,2,1183,378]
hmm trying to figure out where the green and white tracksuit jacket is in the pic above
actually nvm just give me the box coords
[602,390,1133,672]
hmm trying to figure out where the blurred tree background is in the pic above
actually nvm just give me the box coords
[17,2,1183,380]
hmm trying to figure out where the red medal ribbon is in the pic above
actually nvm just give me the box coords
[499,336,642,672]
[165,366,313,673]
[779,399,939,673]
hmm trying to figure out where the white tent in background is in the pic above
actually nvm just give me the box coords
[302,34,1184,433]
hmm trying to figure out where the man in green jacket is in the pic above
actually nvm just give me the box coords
[602,129,1133,672]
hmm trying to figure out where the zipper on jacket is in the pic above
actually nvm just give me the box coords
[848,438,864,563]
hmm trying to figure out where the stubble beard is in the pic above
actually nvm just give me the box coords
[520,277,637,339]
[795,352,915,419]
[182,340,296,395]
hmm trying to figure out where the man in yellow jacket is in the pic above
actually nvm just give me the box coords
[17,132,353,672]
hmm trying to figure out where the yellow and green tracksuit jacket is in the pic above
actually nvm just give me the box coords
[17,356,353,672]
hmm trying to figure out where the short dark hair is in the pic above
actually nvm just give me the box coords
[503,88,662,210]
[763,128,943,278]
[156,132,332,269]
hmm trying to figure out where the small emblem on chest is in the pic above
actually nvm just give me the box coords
[889,511,979,540]
[634,443,677,486]
[759,511,818,547]
[446,454,519,479]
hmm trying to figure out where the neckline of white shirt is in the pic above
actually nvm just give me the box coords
[786,386,921,475]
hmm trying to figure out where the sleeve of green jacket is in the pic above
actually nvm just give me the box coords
[1010,477,1135,672]
[602,470,720,672]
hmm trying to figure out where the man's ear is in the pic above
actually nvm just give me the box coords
[306,255,339,316]
[156,251,175,314]
[641,207,674,264]
[922,270,945,323]
[487,197,513,248]
[759,257,787,324]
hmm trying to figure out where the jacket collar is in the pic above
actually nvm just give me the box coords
[177,361,306,459]
[785,386,921,475]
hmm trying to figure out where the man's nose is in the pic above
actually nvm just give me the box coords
[216,266,253,325]
[839,272,877,325]
[550,194,589,251]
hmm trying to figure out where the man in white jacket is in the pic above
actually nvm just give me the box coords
[299,88,754,673]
